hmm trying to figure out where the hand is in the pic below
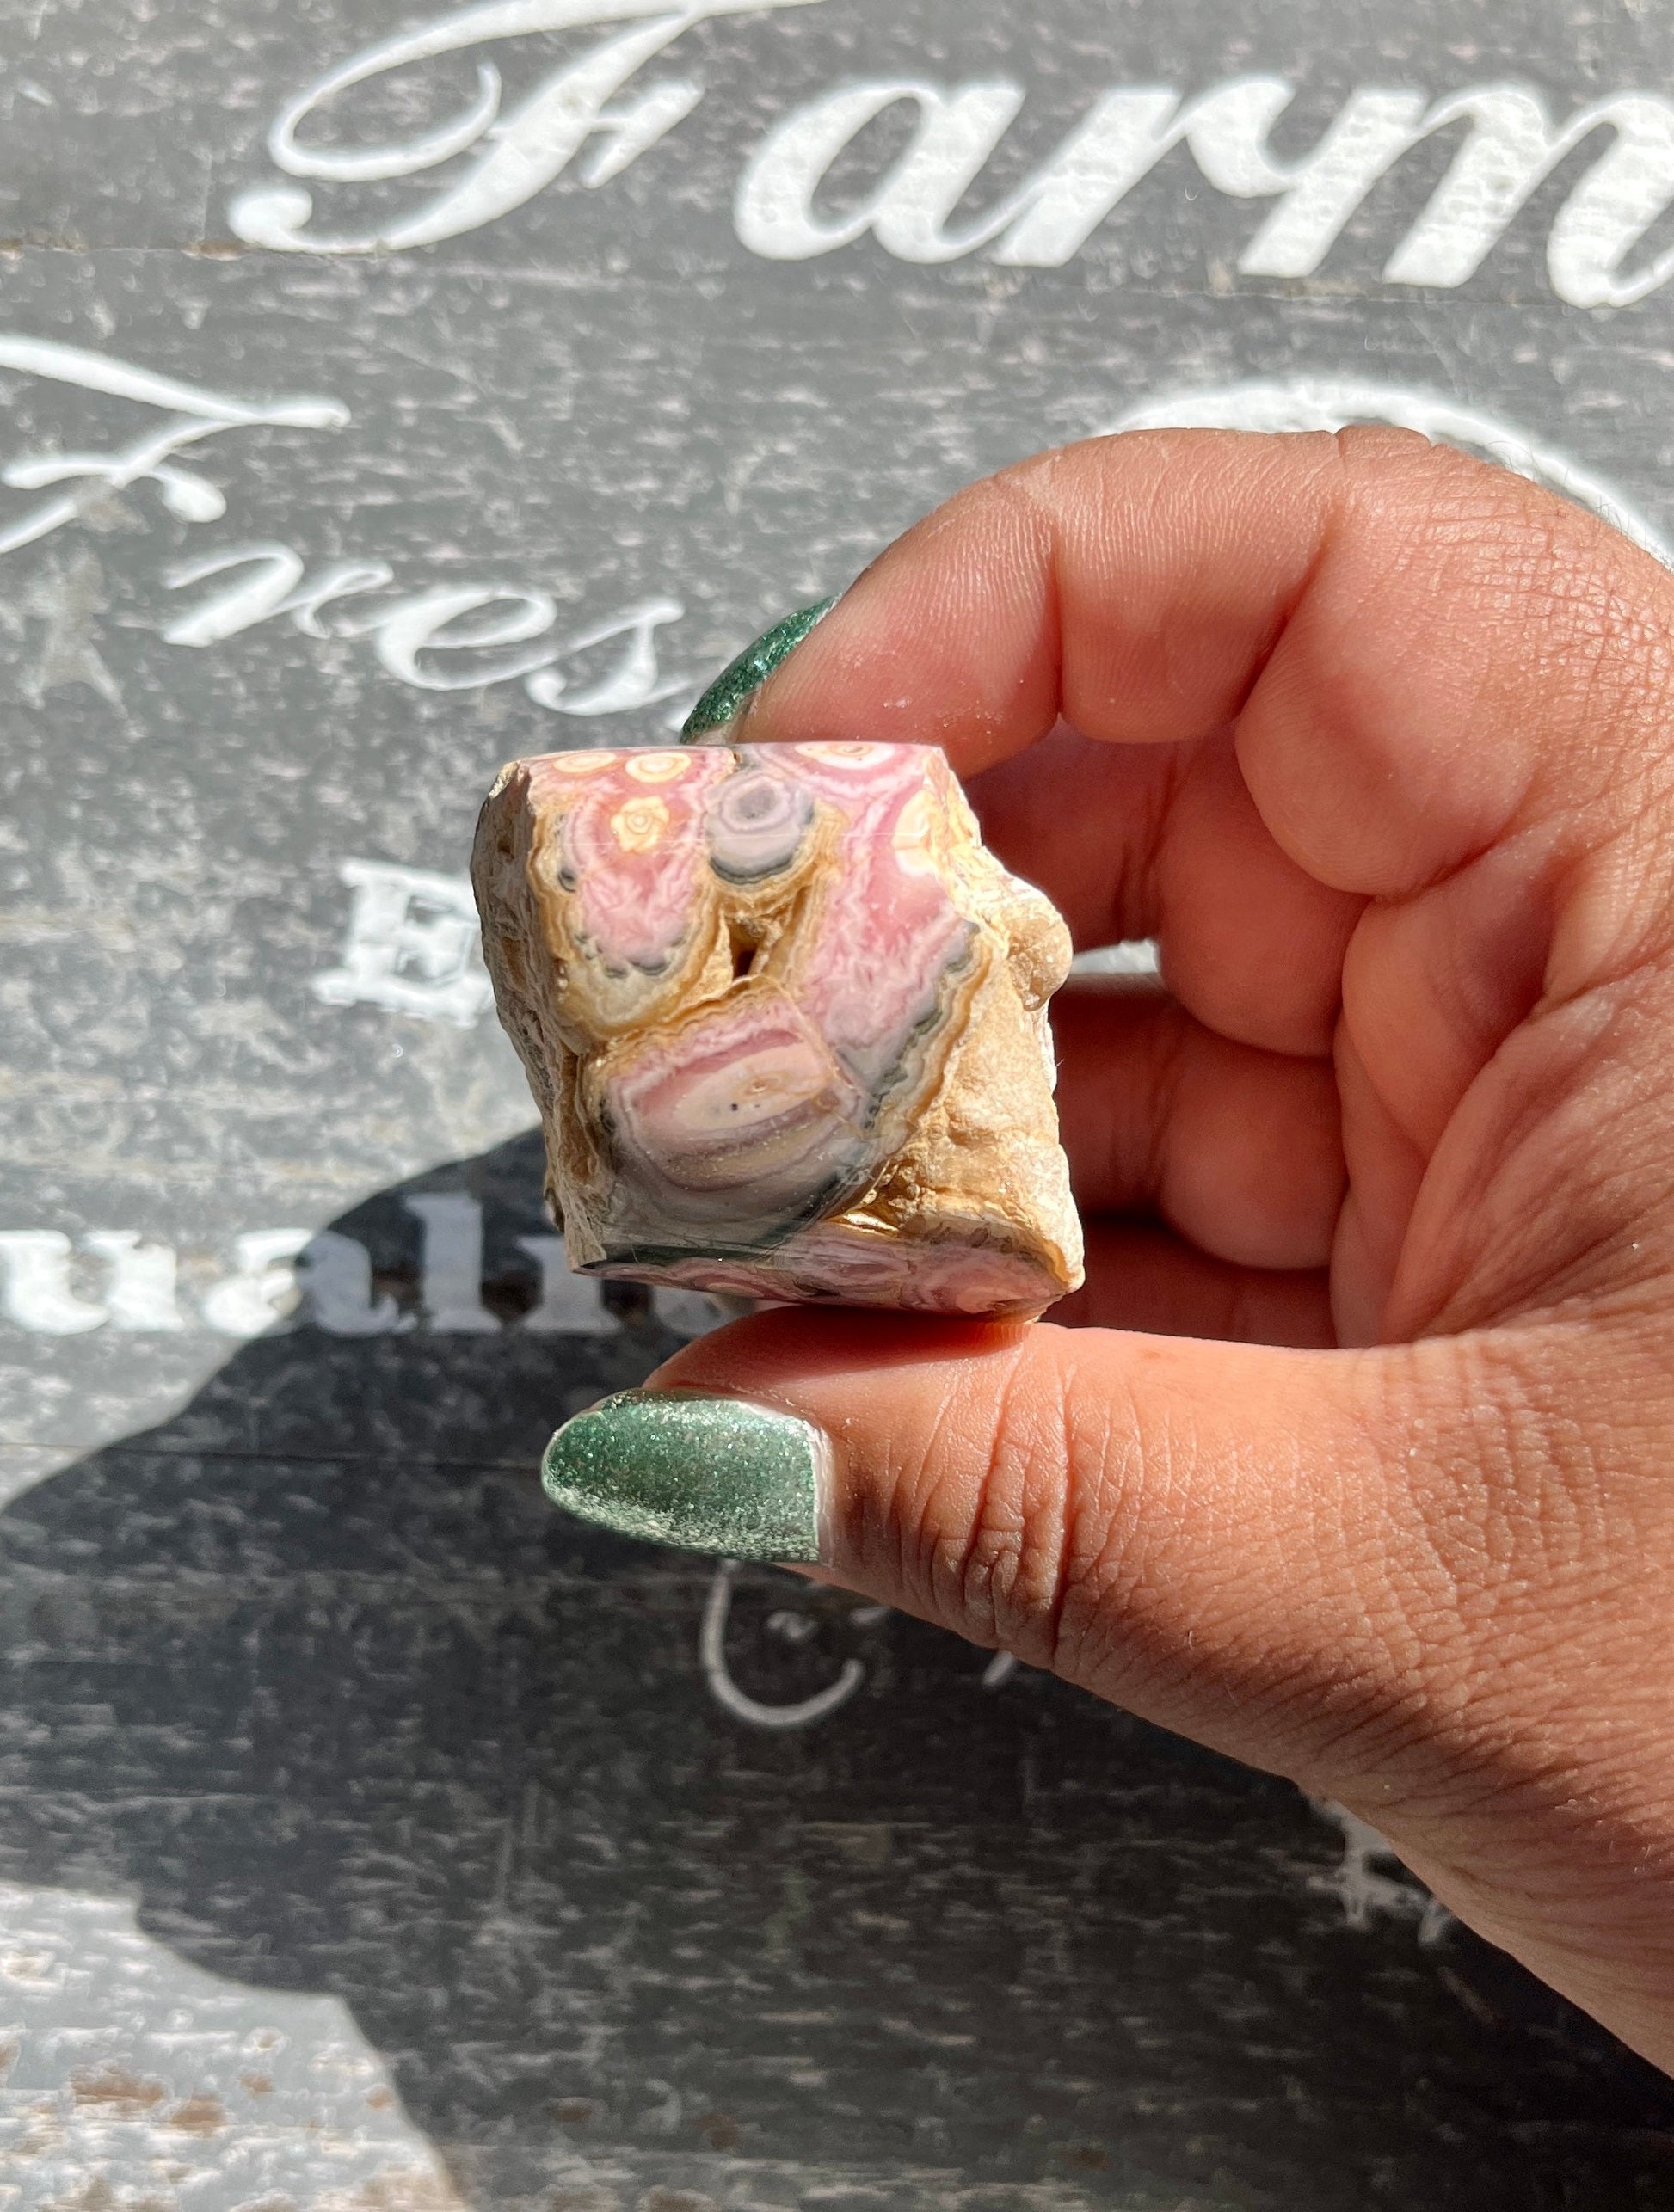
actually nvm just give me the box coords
[563,429,1674,2071]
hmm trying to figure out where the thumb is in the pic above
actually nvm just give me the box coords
[543,1306,1484,1802]
[546,1305,1674,2069]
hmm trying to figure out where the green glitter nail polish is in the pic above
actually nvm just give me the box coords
[680,598,837,742]
[542,1388,826,1562]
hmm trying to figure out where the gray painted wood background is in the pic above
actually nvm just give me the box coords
[5,1,1674,2204]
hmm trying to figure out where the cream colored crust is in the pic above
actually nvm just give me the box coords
[472,752,1085,1302]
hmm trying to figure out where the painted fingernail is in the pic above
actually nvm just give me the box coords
[680,597,837,742]
[542,1388,826,1562]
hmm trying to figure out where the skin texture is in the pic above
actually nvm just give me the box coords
[652,429,1674,2075]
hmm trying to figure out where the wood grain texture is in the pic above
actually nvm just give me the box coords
[4,0,1674,2202]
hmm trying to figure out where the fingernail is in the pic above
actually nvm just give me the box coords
[680,597,837,742]
[542,1388,826,1562]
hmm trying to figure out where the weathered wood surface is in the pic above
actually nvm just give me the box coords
[4,1,1674,2204]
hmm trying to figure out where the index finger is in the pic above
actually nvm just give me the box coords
[733,426,1674,906]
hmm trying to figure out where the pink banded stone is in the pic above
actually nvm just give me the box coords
[471,741,1084,1318]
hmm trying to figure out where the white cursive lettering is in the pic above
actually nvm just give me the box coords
[165,547,692,719]
[736,77,1026,261]
[0,336,347,561]
[162,544,394,648]
[229,0,823,254]
[365,584,562,691]
[1382,87,1674,304]
[737,67,1674,303]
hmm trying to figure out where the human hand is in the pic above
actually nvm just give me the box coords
[550,429,1674,2071]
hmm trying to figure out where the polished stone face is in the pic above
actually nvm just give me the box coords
[473,742,1084,1317]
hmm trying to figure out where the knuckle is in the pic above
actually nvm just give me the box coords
[919,1342,1080,1663]
[920,1339,1148,1687]
[1332,431,1674,828]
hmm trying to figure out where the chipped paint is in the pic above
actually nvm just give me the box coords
[0,1883,466,2212]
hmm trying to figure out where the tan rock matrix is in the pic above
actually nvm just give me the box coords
[472,740,1083,1318]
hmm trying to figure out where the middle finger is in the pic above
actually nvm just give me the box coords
[969,724,1364,1058]
[1054,977,1345,1271]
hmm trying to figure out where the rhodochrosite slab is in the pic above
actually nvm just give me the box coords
[472,742,1084,1317]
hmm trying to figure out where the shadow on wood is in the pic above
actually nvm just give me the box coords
[1,1135,1671,2209]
